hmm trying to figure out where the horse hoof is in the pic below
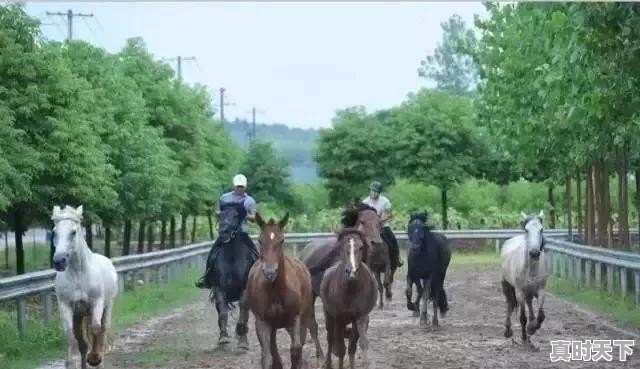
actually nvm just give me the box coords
[219,336,231,345]
[419,320,428,328]
[412,310,420,318]
[526,324,537,336]
[87,353,102,367]
[385,291,392,301]
[504,327,513,338]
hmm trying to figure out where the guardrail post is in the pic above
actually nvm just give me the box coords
[635,271,640,306]
[563,255,570,279]
[574,257,582,286]
[17,297,26,337]
[118,272,126,293]
[620,267,628,300]
[41,291,53,324]
[495,239,500,254]
[585,260,592,288]
[595,262,602,289]
[607,264,614,294]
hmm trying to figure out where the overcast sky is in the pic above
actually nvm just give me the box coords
[25,1,486,129]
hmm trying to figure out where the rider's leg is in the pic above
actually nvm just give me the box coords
[195,238,222,288]
[383,226,403,268]
[242,232,259,259]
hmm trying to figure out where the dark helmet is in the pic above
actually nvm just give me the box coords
[369,181,383,193]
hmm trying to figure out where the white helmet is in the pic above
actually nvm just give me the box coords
[233,174,247,187]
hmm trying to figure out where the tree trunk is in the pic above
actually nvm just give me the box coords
[636,170,640,243]
[85,221,93,250]
[180,214,188,245]
[137,220,146,254]
[207,210,214,240]
[548,183,556,229]
[603,159,612,248]
[122,220,132,256]
[169,216,176,248]
[586,165,595,245]
[576,171,582,242]
[147,222,155,253]
[13,207,25,275]
[191,216,197,243]
[5,230,10,270]
[160,219,167,250]
[441,189,448,230]
[618,150,630,249]
[104,225,111,258]
[565,176,572,240]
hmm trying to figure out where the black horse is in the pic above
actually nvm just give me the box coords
[209,202,257,348]
[405,211,451,327]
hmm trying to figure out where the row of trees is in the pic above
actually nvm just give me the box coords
[316,4,640,250]
[0,4,249,274]
[470,2,640,248]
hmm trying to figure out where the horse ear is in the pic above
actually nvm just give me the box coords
[76,205,83,217]
[255,212,266,229]
[538,210,544,218]
[279,212,289,229]
[520,211,527,219]
[52,205,61,216]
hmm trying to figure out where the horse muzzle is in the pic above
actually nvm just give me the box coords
[262,266,278,282]
[53,254,68,271]
[345,266,358,281]
[529,249,541,259]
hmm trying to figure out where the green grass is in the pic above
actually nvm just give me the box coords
[449,250,500,271]
[0,268,202,369]
[547,276,640,328]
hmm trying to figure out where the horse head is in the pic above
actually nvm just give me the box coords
[337,228,368,281]
[255,212,289,283]
[520,210,545,260]
[408,211,430,252]
[346,202,384,252]
[51,205,85,272]
[218,202,247,243]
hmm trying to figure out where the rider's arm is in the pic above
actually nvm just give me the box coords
[245,197,257,222]
[381,198,393,222]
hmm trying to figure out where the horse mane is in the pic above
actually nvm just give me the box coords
[51,205,83,223]
[354,202,377,214]
[521,214,542,229]
[341,207,360,228]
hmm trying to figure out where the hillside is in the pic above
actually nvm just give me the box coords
[224,119,319,183]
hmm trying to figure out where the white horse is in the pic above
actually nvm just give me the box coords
[500,210,547,348]
[52,205,119,369]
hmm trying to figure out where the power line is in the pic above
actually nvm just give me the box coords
[46,9,94,41]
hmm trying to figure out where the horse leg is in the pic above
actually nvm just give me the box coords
[255,319,273,369]
[236,289,250,350]
[374,271,384,309]
[347,319,360,369]
[384,267,392,301]
[525,294,537,336]
[334,322,346,369]
[535,289,546,330]
[214,290,230,345]
[87,298,105,367]
[501,279,516,338]
[307,294,324,361]
[405,276,415,313]
[73,313,89,369]
[270,328,283,369]
[420,279,430,328]
[324,313,335,369]
[414,280,424,318]
[355,315,370,367]
[286,315,304,369]
[518,301,528,344]
[431,284,440,328]
[59,302,76,369]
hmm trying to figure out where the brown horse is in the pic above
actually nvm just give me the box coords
[246,212,319,369]
[301,202,390,309]
[320,227,377,369]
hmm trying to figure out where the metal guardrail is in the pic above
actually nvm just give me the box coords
[2,228,639,336]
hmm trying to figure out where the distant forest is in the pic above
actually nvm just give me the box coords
[224,119,319,183]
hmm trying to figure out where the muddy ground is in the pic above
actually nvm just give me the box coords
[40,263,640,369]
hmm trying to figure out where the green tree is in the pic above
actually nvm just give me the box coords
[394,89,477,229]
[239,140,295,208]
[418,14,479,96]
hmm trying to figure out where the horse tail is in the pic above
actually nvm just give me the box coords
[437,287,449,316]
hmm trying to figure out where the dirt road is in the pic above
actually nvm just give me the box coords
[40,263,639,369]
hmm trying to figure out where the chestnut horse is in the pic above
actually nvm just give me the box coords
[246,212,319,369]
[320,227,377,369]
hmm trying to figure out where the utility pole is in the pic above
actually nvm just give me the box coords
[217,88,235,127]
[247,107,265,143]
[46,9,93,41]
[162,56,196,82]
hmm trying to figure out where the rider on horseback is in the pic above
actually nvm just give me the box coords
[362,180,403,269]
[195,174,260,289]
